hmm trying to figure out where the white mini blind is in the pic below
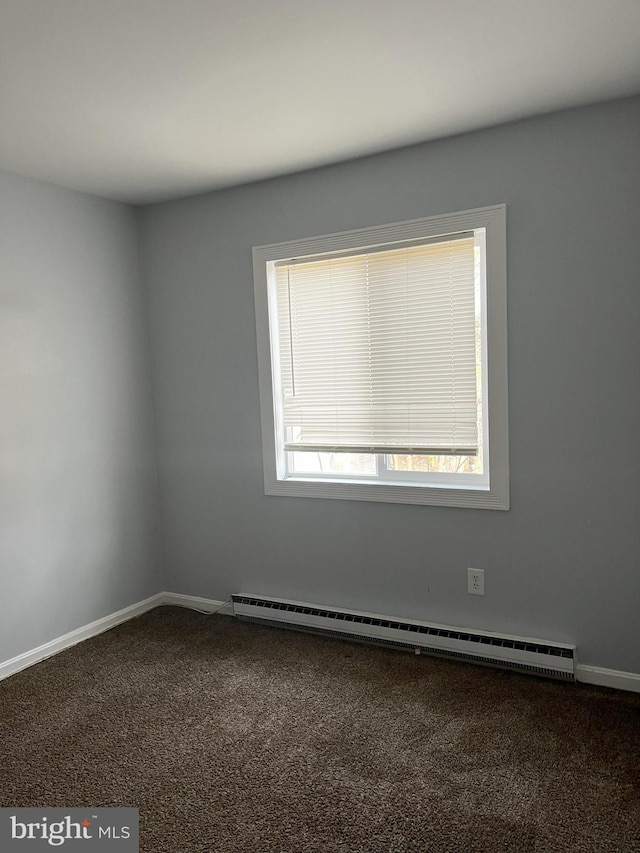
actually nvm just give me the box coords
[274,234,479,455]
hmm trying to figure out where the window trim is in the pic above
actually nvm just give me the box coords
[253,204,509,510]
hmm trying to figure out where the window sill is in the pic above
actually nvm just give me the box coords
[265,476,509,510]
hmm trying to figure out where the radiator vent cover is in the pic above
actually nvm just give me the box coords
[231,594,575,681]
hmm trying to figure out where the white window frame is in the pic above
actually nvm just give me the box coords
[253,204,509,510]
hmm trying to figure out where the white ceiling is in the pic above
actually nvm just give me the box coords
[1,0,640,205]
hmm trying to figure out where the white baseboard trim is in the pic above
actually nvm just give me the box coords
[163,592,232,615]
[0,591,233,681]
[0,593,164,682]
[576,664,640,694]
[2,593,639,695]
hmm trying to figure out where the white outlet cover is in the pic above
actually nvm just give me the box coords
[467,568,485,595]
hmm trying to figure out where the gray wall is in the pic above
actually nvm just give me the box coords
[141,96,640,673]
[0,171,162,663]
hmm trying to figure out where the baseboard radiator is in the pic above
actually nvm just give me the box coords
[231,594,576,681]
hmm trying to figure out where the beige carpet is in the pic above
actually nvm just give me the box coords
[2,606,639,852]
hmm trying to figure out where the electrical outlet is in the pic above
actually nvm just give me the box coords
[467,568,485,595]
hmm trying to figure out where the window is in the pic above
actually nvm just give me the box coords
[253,205,508,509]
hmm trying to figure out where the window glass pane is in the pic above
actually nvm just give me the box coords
[288,451,377,476]
[386,454,482,475]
